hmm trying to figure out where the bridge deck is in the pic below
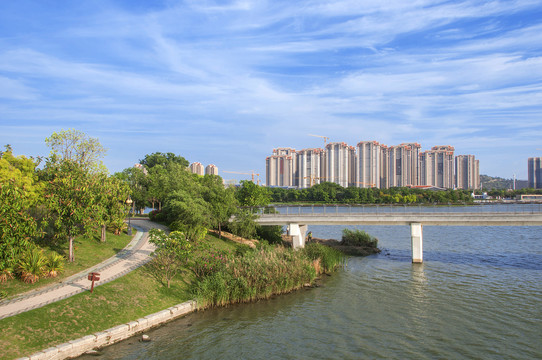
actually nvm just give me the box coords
[256,213,542,226]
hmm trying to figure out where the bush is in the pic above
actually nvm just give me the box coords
[341,228,378,248]
[148,209,165,222]
[45,252,65,278]
[17,247,47,284]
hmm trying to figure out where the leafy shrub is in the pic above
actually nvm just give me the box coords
[148,209,165,222]
[45,252,65,278]
[341,228,378,248]
[0,262,14,283]
[17,247,47,283]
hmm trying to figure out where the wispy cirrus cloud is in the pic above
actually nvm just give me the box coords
[0,0,541,178]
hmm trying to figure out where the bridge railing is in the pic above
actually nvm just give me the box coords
[252,203,542,216]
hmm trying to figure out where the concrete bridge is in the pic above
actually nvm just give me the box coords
[253,204,542,263]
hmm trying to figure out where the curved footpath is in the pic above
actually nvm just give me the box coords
[0,219,166,320]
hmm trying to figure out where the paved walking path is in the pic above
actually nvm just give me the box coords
[0,219,166,320]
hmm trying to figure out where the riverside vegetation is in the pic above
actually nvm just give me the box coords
[0,230,346,360]
[1,130,351,358]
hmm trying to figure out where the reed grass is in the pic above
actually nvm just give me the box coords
[192,243,346,308]
[303,243,346,273]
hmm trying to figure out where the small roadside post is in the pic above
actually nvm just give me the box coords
[88,272,100,293]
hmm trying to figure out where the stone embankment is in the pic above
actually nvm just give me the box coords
[18,300,197,360]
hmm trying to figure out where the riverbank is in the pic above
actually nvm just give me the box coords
[19,300,197,360]
[2,231,345,359]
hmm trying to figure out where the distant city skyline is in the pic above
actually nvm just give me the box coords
[1,1,541,180]
[266,140,479,189]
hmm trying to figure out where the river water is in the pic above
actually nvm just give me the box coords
[80,207,542,360]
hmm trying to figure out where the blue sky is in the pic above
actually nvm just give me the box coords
[1,0,541,181]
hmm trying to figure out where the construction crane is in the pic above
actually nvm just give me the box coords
[308,134,330,146]
[223,170,261,185]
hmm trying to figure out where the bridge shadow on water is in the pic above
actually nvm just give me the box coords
[380,249,542,270]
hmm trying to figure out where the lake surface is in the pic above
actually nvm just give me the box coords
[80,208,542,359]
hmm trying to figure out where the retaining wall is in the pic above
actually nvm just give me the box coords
[18,300,197,360]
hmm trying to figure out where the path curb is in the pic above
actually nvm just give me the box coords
[17,300,197,360]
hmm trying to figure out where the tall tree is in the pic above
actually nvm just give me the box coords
[0,145,42,207]
[201,174,238,238]
[43,130,108,262]
[43,160,96,262]
[115,167,149,214]
[140,152,189,169]
[93,174,131,241]
[236,180,271,207]
[45,129,106,172]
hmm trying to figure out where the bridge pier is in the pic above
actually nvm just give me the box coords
[410,223,423,263]
[288,223,307,249]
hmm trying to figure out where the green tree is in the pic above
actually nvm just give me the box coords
[0,145,42,207]
[147,229,192,288]
[115,167,149,214]
[0,180,38,281]
[42,160,96,262]
[140,152,189,169]
[45,129,106,172]
[165,188,210,242]
[230,209,259,240]
[236,180,271,207]
[93,174,130,241]
[201,174,238,239]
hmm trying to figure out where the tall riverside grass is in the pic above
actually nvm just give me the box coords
[192,246,322,308]
[304,243,346,273]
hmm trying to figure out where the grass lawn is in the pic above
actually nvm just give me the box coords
[0,233,242,360]
[0,264,192,360]
[1,230,133,299]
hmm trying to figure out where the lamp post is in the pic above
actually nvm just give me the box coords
[126,196,133,236]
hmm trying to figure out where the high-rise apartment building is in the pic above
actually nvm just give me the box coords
[380,145,389,188]
[387,143,420,187]
[455,155,480,189]
[528,157,542,189]
[427,146,455,188]
[326,142,355,187]
[296,148,325,188]
[419,151,434,187]
[189,162,204,176]
[266,150,296,187]
[205,164,219,176]
[356,141,381,188]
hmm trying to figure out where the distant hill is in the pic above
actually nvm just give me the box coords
[480,174,528,190]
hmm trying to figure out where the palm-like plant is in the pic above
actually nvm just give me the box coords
[45,252,65,278]
[17,248,47,283]
[0,261,14,283]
